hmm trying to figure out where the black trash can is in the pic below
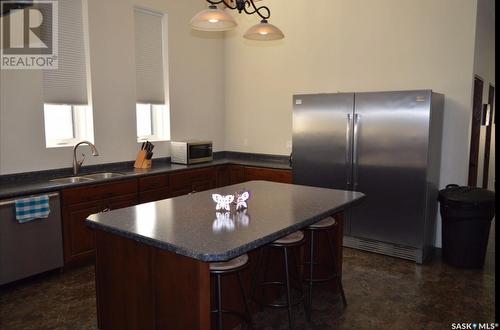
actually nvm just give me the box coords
[438,184,495,268]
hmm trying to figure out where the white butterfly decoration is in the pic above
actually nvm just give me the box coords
[235,191,250,210]
[212,212,235,232]
[212,194,235,211]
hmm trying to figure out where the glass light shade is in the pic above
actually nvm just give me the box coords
[243,20,284,41]
[190,6,237,32]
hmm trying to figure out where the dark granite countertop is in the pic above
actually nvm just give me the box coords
[86,181,365,262]
[0,152,291,200]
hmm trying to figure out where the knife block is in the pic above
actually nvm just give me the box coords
[134,150,152,169]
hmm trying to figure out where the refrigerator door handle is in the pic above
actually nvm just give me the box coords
[353,114,361,190]
[346,114,353,189]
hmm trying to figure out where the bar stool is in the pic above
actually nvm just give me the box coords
[210,254,252,330]
[305,217,347,317]
[251,231,307,330]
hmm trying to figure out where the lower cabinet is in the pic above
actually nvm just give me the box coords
[60,165,291,266]
[170,167,217,197]
[108,194,139,211]
[216,166,230,187]
[138,174,170,204]
[218,165,293,187]
[62,200,107,264]
[61,180,138,266]
[243,166,293,183]
[216,165,245,187]
[229,165,245,185]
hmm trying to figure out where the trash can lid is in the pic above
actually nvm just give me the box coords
[439,185,495,207]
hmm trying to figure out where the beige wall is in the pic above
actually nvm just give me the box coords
[0,0,225,174]
[225,0,477,189]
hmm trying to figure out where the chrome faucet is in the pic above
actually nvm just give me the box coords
[73,141,99,175]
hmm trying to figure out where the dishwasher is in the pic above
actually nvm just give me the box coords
[0,192,64,285]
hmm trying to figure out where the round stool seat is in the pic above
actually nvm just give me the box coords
[210,254,249,272]
[272,231,304,246]
[308,217,336,229]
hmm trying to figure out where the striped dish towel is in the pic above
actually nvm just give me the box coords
[15,195,51,223]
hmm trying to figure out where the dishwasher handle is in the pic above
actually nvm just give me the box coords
[0,192,60,207]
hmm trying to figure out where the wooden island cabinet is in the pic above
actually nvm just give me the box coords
[85,181,364,329]
[60,164,291,266]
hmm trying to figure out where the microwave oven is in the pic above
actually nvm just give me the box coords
[170,141,213,165]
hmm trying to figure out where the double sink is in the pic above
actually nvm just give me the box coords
[50,172,125,184]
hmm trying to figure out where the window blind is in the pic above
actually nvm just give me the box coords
[43,0,88,105]
[134,8,165,105]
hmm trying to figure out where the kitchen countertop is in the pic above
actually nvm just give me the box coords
[86,181,365,262]
[0,155,291,200]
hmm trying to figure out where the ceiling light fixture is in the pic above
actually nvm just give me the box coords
[190,0,284,41]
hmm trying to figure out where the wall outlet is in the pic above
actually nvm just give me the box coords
[243,138,249,146]
[286,140,292,149]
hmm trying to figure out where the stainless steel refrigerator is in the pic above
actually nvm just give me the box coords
[292,90,444,263]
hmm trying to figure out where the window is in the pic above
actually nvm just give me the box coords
[134,7,170,142]
[43,104,94,147]
[135,103,170,141]
[42,0,94,148]
[136,104,153,138]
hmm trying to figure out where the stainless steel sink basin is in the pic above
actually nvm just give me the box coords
[50,176,94,184]
[50,172,125,184]
[80,172,125,180]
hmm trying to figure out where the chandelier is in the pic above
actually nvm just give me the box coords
[190,0,284,41]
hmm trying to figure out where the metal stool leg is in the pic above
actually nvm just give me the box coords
[217,274,223,330]
[261,248,273,306]
[326,230,347,307]
[292,248,310,321]
[308,230,315,316]
[237,272,253,330]
[250,247,265,309]
[283,247,293,330]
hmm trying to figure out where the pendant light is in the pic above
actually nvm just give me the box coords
[243,19,284,40]
[190,5,237,32]
[190,0,284,40]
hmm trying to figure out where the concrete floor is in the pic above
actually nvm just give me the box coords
[0,227,495,330]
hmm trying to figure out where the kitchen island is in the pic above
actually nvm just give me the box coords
[86,181,364,329]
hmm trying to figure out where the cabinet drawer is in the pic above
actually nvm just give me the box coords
[108,193,139,210]
[170,167,217,194]
[139,189,170,204]
[138,174,169,192]
[243,167,292,183]
[62,179,138,205]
